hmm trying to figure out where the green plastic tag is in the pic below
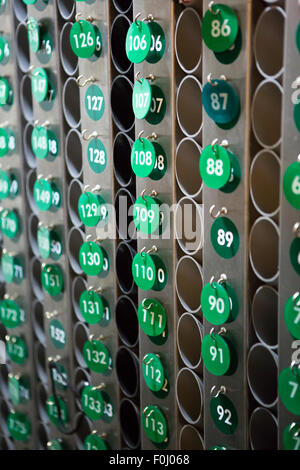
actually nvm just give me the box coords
[132,253,167,292]
[31,126,58,160]
[0,170,10,198]
[0,36,9,63]
[83,339,112,373]
[290,238,300,276]
[132,78,152,119]
[47,439,65,450]
[33,179,61,211]
[0,77,12,106]
[0,128,15,157]
[8,375,30,405]
[279,366,300,415]
[133,195,161,235]
[202,79,240,125]
[84,433,108,450]
[37,225,62,260]
[142,353,165,392]
[211,217,240,259]
[283,161,300,210]
[199,144,231,189]
[131,137,156,178]
[49,319,66,349]
[81,386,114,422]
[78,191,108,227]
[27,17,40,53]
[46,396,68,426]
[147,22,166,64]
[145,85,166,125]
[70,21,102,59]
[125,20,151,63]
[85,84,105,121]
[214,28,242,65]
[283,423,300,450]
[7,411,31,441]
[297,22,300,54]
[0,209,19,238]
[6,335,27,364]
[41,263,64,296]
[1,252,24,284]
[87,139,107,174]
[201,332,231,376]
[202,3,239,53]
[79,241,109,277]
[284,293,300,340]
[142,405,168,444]
[0,298,24,328]
[210,393,238,434]
[31,67,49,102]
[137,298,167,337]
[201,281,231,325]
[50,362,68,391]
[79,289,110,325]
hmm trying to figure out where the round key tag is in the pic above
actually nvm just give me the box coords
[142,353,165,393]
[199,144,231,189]
[0,169,10,197]
[202,3,239,53]
[50,362,68,391]
[142,405,168,444]
[297,23,300,54]
[83,338,112,373]
[132,78,152,119]
[31,67,49,102]
[46,396,68,426]
[137,298,167,337]
[132,252,167,292]
[202,79,240,125]
[37,225,62,260]
[211,217,240,259]
[27,17,40,53]
[0,128,10,157]
[290,238,300,275]
[70,20,101,59]
[210,392,238,434]
[133,195,161,235]
[283,423,300,450]
[150,143,167,180]
[81,385,114,422]
[6,335,27,364]
[49,319,66,349]
[283,161,300,210]
[125,20,151,63]
[78,191,108,227]
[201,331,232,376]
[1,252,24,284]
[0,36,9,64]
[79,241,109,277]
[85,84,105,121]
[87,139,107,174]
[7,411,31,441]
[79,289,110,326]
[8,375,30,405]
[201,281,231,325]
[145,85,166,125]
[131,137,156,178]
[0,77,12,106]
[47,439,65,451]
[284,293,300,340]
[147,22,166,64]
[31,126,58,160]
[279,365,300,415]
[41,263,64,296]
[34,179,52,211]
[84,433,108,450]
[0,298,24,328]
[0,209,19,239]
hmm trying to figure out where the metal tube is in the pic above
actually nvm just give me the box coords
[65,129,83,179]
[249,407,278,450]
[177,312,203,372]
[175,256,203,314]
[247,343,278,408]
[179,424,204,450]
[113,132,134,188]
[116,241,136,295]
[175,138,202,201]
[249,216,279,283]
[67,226,85,275]
[176,367,203,426]
[62,77,81,128]
[115,295,139,348]
[110,15,132,75]
[119,398,140,449]
[176,76,203,138]
[60,22,78,76]
[175,8,202,75]
[111,75,134,132]
[115,346,139,398]
[251,285,278,350]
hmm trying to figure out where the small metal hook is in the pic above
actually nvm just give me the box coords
[209,204,228,219]
[142,14,154,23]
[143,355,155,366]
[141,189,147,201]
[140,246,147,257]
[289,422,300,438]
[290,360,300,377]
[207,73,227,86]
[142,298,154,310]
[135,71,143,84]
[208,1,220,15]
[297,154,300,164]
[144,408,154,418]
[82,129,101,141]
[138,130,144,142]
[293,222,300,238]
[83,184,90,194]
[210,326,226,342]
[210,385,226,398]
[91,383,105,392]
[149,190,158,198]
[146,132,158,141]
[293,292,300,308]
[76,75,97,88]
[147,245,157,255]
[134,12,142,26]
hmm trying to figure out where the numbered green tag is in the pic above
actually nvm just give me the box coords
[81,385,114,422]
[202,79,240,126]
[132,253,167,292]
[41,263,64,296]
[211,217,240,259]
[6,335,27,364]
[23,0,38,4]
[49,319,66,349]
[199,144,231,189]
[8,375,30,405]
[0,170,18,199]
[0,208,19,238]
[279,366,300,415]
[0,298,25,328]
[283,423,300,450]
[201,281,231,325]
[132,78,152,119]
[31,126,58,160]
[142,353,166,393]
[201,332,232,376]
[147,22,166,64]
[87,139,107,174]
[0,77,12,106]
[79,289,110,325]
[46,396,68,426]
[79,241,109,277]
[47,439,65,450]
[83,338,112,373]
[7,411,31,441]
[70,20,102,59]
[31,67,49,103]
[145,85,166,125]
[33,178,61,211]
[50,362,68,391]
[284,293,300,340]
[0,35,10,64]
[210,393,238,434]
[1,252,24,284]
[137,298,167,337]
[85,84,105,121]
[131,138,167,180]
[290,238,300,276]
[126,20,151,63]
[27,17,40,53]
[202,3,239,53]
[142,405,168,444]
[133,195,162,235]
[297,23,300,54]
[78,191,107,227]
[37,225,62,260]
[84,433,108,450]
[283,162,300,210]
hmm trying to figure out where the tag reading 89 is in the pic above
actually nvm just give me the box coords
[211,217,240,259]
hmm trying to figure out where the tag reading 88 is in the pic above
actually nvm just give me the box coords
[202,3,239,53]
[85,85,105,121]
[210,394,238,434]
[211,217,240,259]
[87,139,107,174]
[142,405,168,444]
[283,162,300,210]
[199,144,231,189]
[202,79,240,125]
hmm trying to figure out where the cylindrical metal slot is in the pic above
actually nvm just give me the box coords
[13,0,27,22]
[67,179,83,227]
[249,407,278,450]
[74,367,90,409]
[0,436,14,450]
[24,122,36,169]
[57,0,75,20]
[65,129,82,179]
[249,217,279,283]
[32,299,45,344]
[72,276,88,322]
[37,382,48,422]
[175,256,203,313]
[0,364,10,400]
[177,313,203,371]
[16,22,30,73]
[68,227,85,275]
[75,414,92,450]
[60,22,78,76]
[254,7,285,79]
[176,368,203,426]
[175,8,202,74]
[179,424,204,450]
[252,285,278,349]
[112,0,132,14]
[115,188,135,241]
[111,15,132,74]
[175,138,202,200]
[115,295,138,348]
[0,323,6,343]
[119,399,140,449]
[0,400,10,436]
[63,77,81,128]
[113,132,133,188]
[250,150,280,217]
[26,168,38,213]
[30,257,43,301]
[116,347,139,398]
[28,213,40,257]
[20,74,33,122]
[111,75,134,132]
[175,197,203,255]
[247,343,278,408]
[116,242,136,294]
[37,422,49,450]
[252,80,282,149]
[176,76,202,137]
[35,341,47,384]
[73,322,89,368]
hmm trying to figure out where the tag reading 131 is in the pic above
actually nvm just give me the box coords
[79,289,110,326]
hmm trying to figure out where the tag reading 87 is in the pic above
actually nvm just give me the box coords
[211,217,240,259]
[202,79,240,125]
[85,84,105,121]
